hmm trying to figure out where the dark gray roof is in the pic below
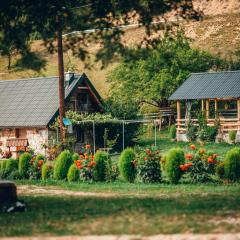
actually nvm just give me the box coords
[169,71,240,100]
[0,74,95,128]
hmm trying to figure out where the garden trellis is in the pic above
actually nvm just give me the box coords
[75,119,159,154]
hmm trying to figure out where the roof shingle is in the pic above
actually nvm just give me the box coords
[0,74,82,128]
[169,71,240,100]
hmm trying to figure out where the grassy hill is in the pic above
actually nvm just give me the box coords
[1,1,240,97]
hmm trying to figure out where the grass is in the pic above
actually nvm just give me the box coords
[1,182,240,236]
[1,130,239,237]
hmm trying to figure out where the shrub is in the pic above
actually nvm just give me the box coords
[184,147,217,183]
[5,158,18,174]
[216,162,225,179]
[75,145,96,182]
[41,163,53,180]
[7,170,23,180]
[223,147,240,181]
[67,164,80,182]
[137,147,161,183]
[229,130,237,144]
[93,151,112,182]
[118,148,136,183]
[0,160,7,170]
[72,153,80,161]
[53,150,73,180]
[169,125,177,140]
[165,148,185,184]
[36,154,45,161]
[186,121,198,142]
[28,156,44,180]
[19,152,32,178]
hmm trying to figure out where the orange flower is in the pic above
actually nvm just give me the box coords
[84,152,88,156]
[208,156,214,164]
[212,153,217,159]
[38,160,44,167]
[88,161,96,168]
[91,155,95,160]
[190,144,196,150]
[144,156,148,161]
[85,144,91,149]
[199,149,205,155]
[80,155,84,159]
[185,153,193,161]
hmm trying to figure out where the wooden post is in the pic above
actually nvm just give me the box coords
[201,99,204,112]
[215,99,218,118]
[177,100,181,141]
[206,99,209,120]
[237,99,240,130]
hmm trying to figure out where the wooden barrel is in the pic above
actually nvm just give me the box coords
[0,181,17,204]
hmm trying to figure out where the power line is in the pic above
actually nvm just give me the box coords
[62,19,179,37]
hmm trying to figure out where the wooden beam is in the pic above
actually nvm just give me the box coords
[206,99,209,120]
[201,99,204,112]
[237,99,240,130]
[177,100,181,140]
[215,99,218,118]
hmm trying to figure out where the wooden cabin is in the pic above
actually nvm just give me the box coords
[0,72,102,158]
[169,71,240,142]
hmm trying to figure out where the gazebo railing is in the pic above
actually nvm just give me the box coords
[177,117,240,133]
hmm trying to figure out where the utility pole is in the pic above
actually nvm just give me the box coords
[56,13,65,143]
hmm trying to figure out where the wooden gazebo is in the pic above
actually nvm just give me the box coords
[169,71,240,142]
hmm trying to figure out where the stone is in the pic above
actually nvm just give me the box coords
[0,181,17,204]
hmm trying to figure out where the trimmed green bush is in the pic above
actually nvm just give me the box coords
[53,150,73,180]
[216,162,225,179]
[5,158,18,174]
[169,125,177,140]
[67,164,80,182]
[93,151,112,182]
[36,154,45,161]
[0,160,7,170]
[223,147,240,181]
[165,148,185,184]
[19,152,32,178]
[118,148,136,183]
[72,153,80,161]
[41,163,53,180]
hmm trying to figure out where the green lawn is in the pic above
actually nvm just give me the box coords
[1,182,240,236]
[1,130,239,237]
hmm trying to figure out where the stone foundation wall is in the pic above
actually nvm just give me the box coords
[26,128,48,155]
[0,128,48,158]
[177,131,240,143]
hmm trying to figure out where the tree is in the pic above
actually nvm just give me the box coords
[107,32,227,112]
[0,0,200,142]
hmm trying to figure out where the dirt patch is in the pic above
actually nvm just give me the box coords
[1,234,240,240]
[17,185,118,198]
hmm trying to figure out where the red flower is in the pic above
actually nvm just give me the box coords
[208,156,214,164]
[38,160,44,167]
[85,144,91,149]
[190,144,196,150]
[212,153,217,160]
[199,149,205,155]
[185,153,193,161]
